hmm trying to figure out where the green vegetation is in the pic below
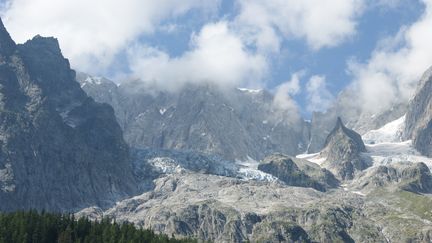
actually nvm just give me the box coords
[0,211,197,243]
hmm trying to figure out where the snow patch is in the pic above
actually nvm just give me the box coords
[362,115,405,144]
[364,140,432,169]
[352,191,366,196]
[296,153,327,165]
[236,159,278,182]
[148,157,183,174]
[81,76,104,88]
[159,108,167,115]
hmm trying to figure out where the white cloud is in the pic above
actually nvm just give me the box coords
[1,0,220,72]
[274,71,304,97]
[273,72,302,109]
[0,0,368,96]
[348,0,432,113]
[126,21,267,91]
[234,0,364,52]
[271,72,305,124]
[306,75,335,112]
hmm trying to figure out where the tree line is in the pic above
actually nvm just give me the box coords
[0,210,197,243]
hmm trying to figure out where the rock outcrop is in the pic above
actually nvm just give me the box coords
[258,154,339,191]
[0,18,137,212]
[405,66,432,157]
[321,118,369,180]
[354,162,432,193]
[399,162,432,193]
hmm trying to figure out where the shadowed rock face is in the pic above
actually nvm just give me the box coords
[0,18,137,212]
[321,118,369,180]
[0,19,15,57]
[405,66,432,157]
[258,154,339,191]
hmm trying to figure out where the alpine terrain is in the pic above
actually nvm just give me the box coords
[1,14,432,243]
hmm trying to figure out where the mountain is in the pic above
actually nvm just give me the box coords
[4,16,432,243]
[72,63,432,242]
[77,73,310,160]
[320,118,369,180]
[405,66,432,157]
[0,19,137,211]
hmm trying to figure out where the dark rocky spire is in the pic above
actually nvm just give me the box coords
[0,17,16,57]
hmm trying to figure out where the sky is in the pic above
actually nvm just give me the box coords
[1,0,432,117]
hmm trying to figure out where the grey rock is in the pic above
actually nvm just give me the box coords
[78,172,393,243]
[0,18,15,58]
[258,154,339,192]
[399,162,432,193]
[0,19,137,212]
[321,118,369,180]
[251,221,311,243]
[353,162,432,193]
[77,74,310,160]
[405,66,432,157]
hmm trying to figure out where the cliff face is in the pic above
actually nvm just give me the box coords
[405,67,432,157]
[78,74,311,160]
[0,19,137,212]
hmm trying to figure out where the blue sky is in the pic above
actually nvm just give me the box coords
[1,0,432,117]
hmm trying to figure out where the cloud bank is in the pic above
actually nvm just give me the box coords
[0,0,366,93]
[127,22,267,91]
[306,75,335,113]
[234,0,364,52]
[348,0,432,113]
[3,0,421,116]
[1,0,220,72]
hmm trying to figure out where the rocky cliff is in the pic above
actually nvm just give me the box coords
[0,19,137,212]
[78,74,310,160]
[405,66,432,157]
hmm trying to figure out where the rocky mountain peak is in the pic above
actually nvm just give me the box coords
[335,116,344,127]
[321,118,369,180]
[0,20,138,211]
[325,117,366,152]
[17,34,87,111]
[0,18,16,57]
